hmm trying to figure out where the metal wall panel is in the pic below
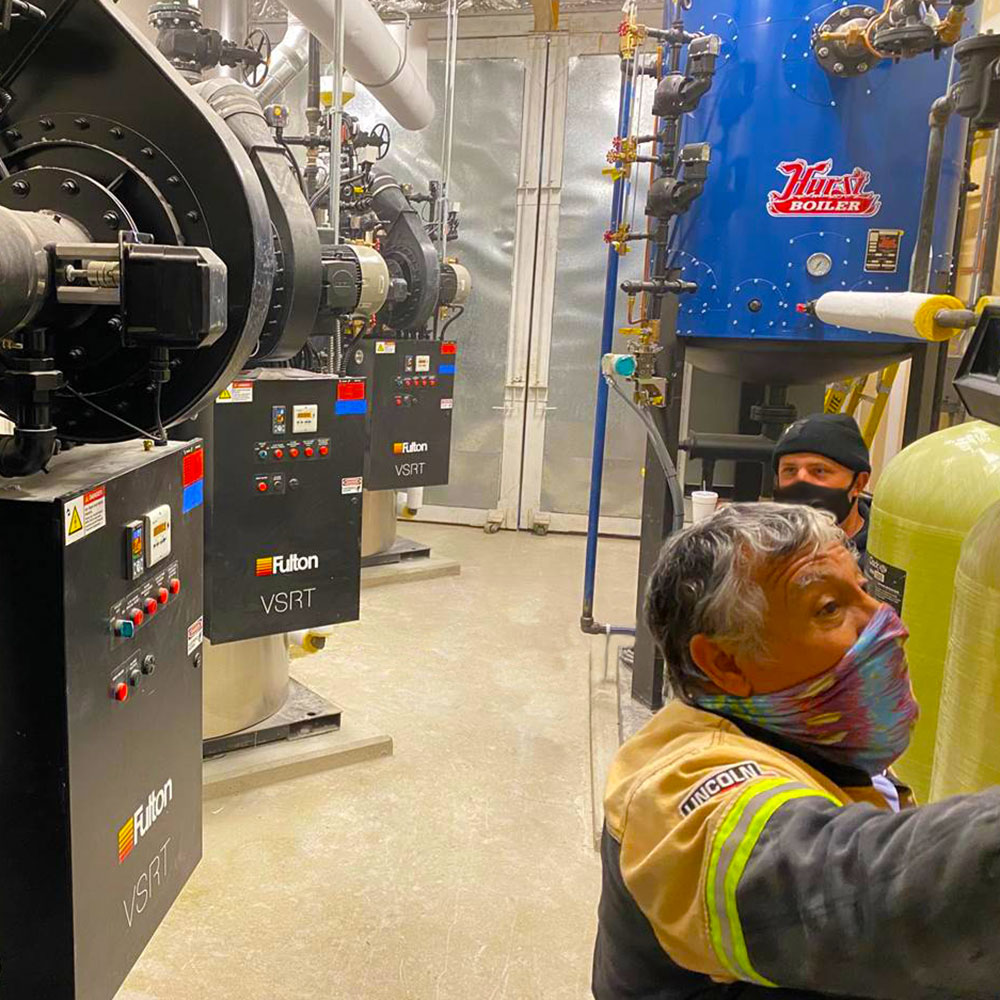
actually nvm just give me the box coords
[351,60,524,511]
[540,54,650,518]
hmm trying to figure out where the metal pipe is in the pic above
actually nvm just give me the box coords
[254,14,310,106]
[279,0,434,130]
[581,64,633,632]
[910,94,954,293]
[216,0,247,79]
[330,0,344,240]
[437,0,458,262]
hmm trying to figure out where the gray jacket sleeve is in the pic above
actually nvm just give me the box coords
[737,789,1000,1000]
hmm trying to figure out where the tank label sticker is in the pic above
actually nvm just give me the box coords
[64,486,106,546]
[217,380,253,404]
[342,476,363,495]
[767,158,881,218]
[187,616,204,655]
[864,229,904,273]
[866,556,907,615]
[441,398,454,410]
[375,341,396,354]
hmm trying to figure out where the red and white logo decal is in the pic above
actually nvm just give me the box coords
[767,158,881,218]
[679,761,769,817]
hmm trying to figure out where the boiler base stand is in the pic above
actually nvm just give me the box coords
[361,535,432,568]
[202,678,342,759]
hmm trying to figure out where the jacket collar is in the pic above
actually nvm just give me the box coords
[704,709,874,789]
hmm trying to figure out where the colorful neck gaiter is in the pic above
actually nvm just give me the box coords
[693,604,918,776]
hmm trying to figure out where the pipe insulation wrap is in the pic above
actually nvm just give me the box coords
[813,290,967,342]
[277,0,435,130]
[255,14,310,106]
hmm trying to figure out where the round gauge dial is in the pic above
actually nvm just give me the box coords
[806,252,834,278]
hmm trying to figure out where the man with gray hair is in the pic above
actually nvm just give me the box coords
[593,502,1000,999]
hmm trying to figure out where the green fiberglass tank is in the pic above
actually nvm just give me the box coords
[866,421,1000,802]
[930,499,1000,800]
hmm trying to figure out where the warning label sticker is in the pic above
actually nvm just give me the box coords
[441,398,454,410]
[342,476,363,495]
[217,380,254,404]
[415,355,431,373]
[866,555,906,615]
[375,341,396,354]
[64,486,107,546]
[187,617,204,655]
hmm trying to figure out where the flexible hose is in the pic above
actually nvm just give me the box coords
[606,375,684,531]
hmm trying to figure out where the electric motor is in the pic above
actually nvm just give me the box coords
[319,242,389,317]
[439,261,471,307]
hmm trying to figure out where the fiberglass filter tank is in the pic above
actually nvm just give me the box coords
[670,0,961,383]
[866,422,1000,803]
[929,499,1000,801]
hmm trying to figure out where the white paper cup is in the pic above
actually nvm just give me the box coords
[691,490,719,523]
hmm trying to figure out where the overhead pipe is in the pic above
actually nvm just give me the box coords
[266,0,435,130]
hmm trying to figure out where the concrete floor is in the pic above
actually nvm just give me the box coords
[118,522,639,1000]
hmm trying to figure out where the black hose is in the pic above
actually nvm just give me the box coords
[439,305,464,339]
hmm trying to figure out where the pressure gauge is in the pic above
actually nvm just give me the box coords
[805,252,833,278]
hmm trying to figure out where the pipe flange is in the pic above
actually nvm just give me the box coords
[812,5,880,77]
[1,113,207,247]
[0,166,136,241]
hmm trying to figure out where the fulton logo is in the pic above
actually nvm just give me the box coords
[767,158,881,218]
[118,779,173,863]
[255,553,319,576]
[393,441,429,455]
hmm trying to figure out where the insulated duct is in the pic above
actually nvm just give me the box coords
[259,0,435,130]
[255,12,310,105]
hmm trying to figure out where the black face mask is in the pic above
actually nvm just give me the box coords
[772,474,858,524]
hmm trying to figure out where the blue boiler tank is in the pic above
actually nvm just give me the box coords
[669,0,964,383]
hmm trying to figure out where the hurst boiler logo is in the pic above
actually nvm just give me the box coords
[766,158,881,218]
[255,553,320,576]
[118,778,173,863]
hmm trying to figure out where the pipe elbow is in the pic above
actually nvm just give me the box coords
[0,426,58,478]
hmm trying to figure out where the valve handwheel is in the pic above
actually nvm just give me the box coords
[242,29,272,87]
[370,123,391,161]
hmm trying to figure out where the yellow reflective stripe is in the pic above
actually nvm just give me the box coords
[705,778,790,978]
[707,778,842,985]
[725,788,839,984]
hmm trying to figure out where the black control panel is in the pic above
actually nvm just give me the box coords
[0,441,204,999]
[199,371,365,643]
[345,338,456,490]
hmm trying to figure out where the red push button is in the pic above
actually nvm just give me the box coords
[319,445,329,456]
[258,481,269,493]
[304,446,314,458]
[290,447,300,458]
[144,597,158,616]
[157,587,169,605]
[274,448,284,459]
[404,379,413,388]
[394,396,403,407]
[169,577,181,595]
[114,683,129,703]
[130,608,144,628]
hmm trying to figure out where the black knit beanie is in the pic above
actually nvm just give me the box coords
[772,413,871,474]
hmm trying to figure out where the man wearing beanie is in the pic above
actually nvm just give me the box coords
[771,413,872,555]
